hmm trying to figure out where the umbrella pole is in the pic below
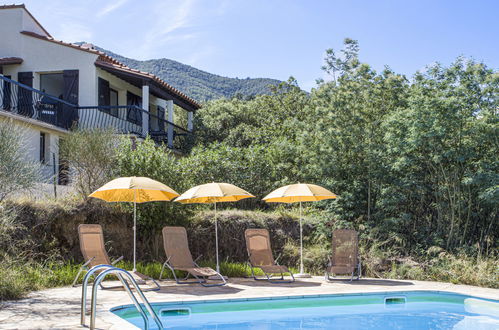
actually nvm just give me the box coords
[295,201,310,278]
[299,201,303,274]
[133,191,137,272]
[214,202,220,273]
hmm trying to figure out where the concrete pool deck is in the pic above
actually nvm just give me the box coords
[0,277,498,329]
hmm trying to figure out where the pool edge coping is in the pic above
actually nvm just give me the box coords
[107,288,499,329]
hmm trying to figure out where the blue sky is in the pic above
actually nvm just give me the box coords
[22,0,499,91]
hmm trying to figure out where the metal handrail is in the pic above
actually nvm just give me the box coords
[0,74,77,107]
[81,264,114,325]
[1,74,191,151]
[81,265,164,330]
[148,112,190,132]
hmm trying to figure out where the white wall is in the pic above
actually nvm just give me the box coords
[21,9,49,37]
[0,8,23,58]
[77,68,169,134]
[0,116,65,182]
[0,7,99,106]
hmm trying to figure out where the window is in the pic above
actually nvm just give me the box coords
[98,78,120,116]
[98,78,110,106]
[109,88,119,117]
[40,73,64,99]
[157,106,165,131]
[40,132,46,163]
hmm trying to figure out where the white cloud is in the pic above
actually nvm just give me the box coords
[132,0,199,59]
[57,21,93,42]
[184,45,217,66]
[49,7,93,42]
[96,0,129,18]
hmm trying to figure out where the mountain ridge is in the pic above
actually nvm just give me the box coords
[79,43,281,102]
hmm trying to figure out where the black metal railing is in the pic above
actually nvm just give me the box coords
[148,112,192,151]
[0,74,192,152]
[77,105,144,136]
[0,74,78,129]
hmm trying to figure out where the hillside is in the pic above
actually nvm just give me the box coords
[82,44,281,102]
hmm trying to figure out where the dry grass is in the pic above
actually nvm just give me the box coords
[1,202,497,303]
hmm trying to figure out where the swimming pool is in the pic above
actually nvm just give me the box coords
[111,291,499,329]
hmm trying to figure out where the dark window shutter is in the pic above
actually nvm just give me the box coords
[63,70,79,104]
[2,75,11,110]
[17,72,33,116]
[98,77,110,106]
[18,71,33,87]
[60,70,79,129]
[126,91,142,125]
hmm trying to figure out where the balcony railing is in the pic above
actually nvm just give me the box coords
[0,74,192,152]
[148,112,192,151]
[0,73,78,129]
[77,105,144,136]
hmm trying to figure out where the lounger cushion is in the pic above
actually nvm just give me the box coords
[258,265,290,274]
[328,265,355,274]
[177,267,218,277]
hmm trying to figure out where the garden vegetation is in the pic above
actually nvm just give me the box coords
[0,39,497,301]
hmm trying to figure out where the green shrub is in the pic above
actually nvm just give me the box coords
[59,128,121,198]
[0,121,41,201]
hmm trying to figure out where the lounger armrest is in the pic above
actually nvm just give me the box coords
[275,254,282,265]
[82,256,95,267]
[111,256,124,265]
[192,255,203,267]
[247,252,255,266]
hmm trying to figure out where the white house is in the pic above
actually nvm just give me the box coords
[0,4,200,183]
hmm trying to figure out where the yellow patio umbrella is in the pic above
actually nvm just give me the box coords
[175,182,255,272]
[263,183,337,277]
[89,176,179,271]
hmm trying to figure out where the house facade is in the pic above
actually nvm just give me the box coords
[0,4,200,183]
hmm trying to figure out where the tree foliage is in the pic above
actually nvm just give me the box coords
[306,41,498,255]
[59,128,120,197]
[115,39,498,257]
[0,121,41,201]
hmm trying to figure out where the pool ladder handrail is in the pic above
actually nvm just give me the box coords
[81,264,164,330]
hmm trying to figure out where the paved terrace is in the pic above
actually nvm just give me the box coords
[1,277,498,329]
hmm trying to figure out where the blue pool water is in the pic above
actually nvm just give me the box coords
[111,291,499,329]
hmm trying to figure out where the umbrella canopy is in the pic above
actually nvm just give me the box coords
[175,182,254,204]
[89,176,179,203]
[175,182,254,273]
[263,183,337,203]
[263,183,337,277]
[89,176,179,271]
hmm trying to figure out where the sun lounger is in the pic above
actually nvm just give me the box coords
[245,228,295,283]
[325,229,361,281]
[73,224,160,290]
[72,224,123,288]
[159,226,226,287]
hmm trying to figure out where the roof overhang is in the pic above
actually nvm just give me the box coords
[17,16,201,112]
[0,57,23,65]
[95,60,200,112]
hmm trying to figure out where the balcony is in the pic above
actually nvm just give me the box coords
[0,74,192,152]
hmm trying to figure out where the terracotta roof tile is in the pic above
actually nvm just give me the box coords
[95,59,201,109]
[20,31,200,109]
